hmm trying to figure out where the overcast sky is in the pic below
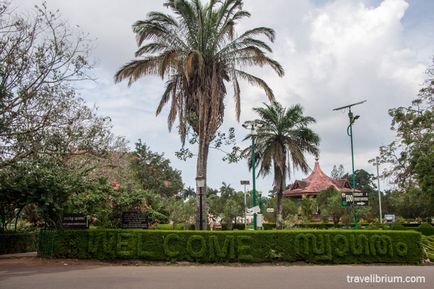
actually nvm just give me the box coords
[12,0,434,194]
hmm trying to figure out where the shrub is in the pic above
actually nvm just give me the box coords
[37,229,422,264]
[263,223,276,230]
[417,224,434,236]
[153,224,185,230]
[0,233,37,254]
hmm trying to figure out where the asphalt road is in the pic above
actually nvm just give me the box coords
[0,259,433,289]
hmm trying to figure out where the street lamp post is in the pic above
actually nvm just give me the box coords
[375,157,383,224]
[243,122,260,230]
[196,176,205,230]
[333,100,366,231]
[347,110,359,230]
[240,180,250,230]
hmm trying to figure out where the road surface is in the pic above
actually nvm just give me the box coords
[0,258,432,289]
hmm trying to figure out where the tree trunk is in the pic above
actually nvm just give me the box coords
[276,151,286,230]
[276,182,284,229]
[196,137,209,230]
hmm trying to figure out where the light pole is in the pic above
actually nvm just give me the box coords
[375,157,383,224]
[333,100,366,231]
[240,180,250,230]
[243,122,260,230]
[196,176,205,230]
[347,110,359,230]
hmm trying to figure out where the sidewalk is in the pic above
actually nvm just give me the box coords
[0,252,37,259]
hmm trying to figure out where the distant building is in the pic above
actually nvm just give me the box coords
[283,160,354,198]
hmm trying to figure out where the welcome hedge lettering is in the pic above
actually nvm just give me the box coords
[37,230,422,264]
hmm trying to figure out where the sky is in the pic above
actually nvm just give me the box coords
[12,0,434,194]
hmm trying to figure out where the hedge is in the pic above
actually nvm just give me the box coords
[37,229,422,264]
[0,233,37,254]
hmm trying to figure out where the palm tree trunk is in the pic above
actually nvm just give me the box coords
[276,152,286,230]
[276,182,284,229]
[196,137,209,230]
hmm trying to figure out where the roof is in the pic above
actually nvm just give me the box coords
[283,161,354,198]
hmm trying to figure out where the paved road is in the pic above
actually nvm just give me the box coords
[0,260,433,289]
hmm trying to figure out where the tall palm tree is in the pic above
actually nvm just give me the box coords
[115,0,283,229]
[245,101,319,229]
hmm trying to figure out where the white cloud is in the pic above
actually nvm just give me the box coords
[10,0,433,192]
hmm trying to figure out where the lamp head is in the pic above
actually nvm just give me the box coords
[196,176,205,188]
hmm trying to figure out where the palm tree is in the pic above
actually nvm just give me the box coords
[245,101,319,229]
[115,0,283,229]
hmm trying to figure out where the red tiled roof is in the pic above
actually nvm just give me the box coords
[283,161,354,198]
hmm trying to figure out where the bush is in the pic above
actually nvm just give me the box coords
[263,223,276,230]
[0,233,37,254]
[153,224,185,230]
[37,229,422,264]
[417,224,434,236]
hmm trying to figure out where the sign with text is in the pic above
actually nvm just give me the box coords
[121,212,148,229]
[353,192,369,206]
[62,214,88,229]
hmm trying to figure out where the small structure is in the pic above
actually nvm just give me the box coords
[283,160,353,198]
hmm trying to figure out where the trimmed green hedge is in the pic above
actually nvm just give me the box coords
[37,230,422,264]
[416,224,434,236]
[0,233,37,254]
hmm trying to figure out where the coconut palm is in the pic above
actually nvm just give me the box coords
[245,101,319,229]
[115,0,283,229]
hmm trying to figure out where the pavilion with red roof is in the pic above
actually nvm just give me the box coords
[283,159,354,198]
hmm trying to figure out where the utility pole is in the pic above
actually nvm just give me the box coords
[333,100,366,230]
[376,157,383,224]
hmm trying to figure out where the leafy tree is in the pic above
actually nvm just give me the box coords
[317,187,345,225]
[373,58,434,217]
[130,140,183,197]
[163,196,196,229]
[262,196,297,224]
[0,3,115,168]
[298,195,317,223]
[0,159,85,230]
[115,0,284,229]
[67,179,168,228]
[244,101,319,229]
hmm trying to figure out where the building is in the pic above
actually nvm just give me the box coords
[283,160,354,198]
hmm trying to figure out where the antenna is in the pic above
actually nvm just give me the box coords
[333,100,367,112]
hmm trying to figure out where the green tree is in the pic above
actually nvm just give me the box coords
[245,101,319,229]
[131,140,184,197]
[0,159,85,230]
[374,58,434,217]
[162,196,196,229]
[317,187,345,225]
[115,0,283,229]
[298,195,317,223]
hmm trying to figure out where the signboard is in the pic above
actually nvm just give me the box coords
[121,212,148,229]
[341,192,353,206]
[266,208,275,213]
[240,180,250,185]
[353,192,369,206]
[62,214,88,229]
[257,214,263,228]
[246,206,260,214]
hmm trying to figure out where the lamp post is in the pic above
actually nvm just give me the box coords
[347,110,359,230]
[240,180,250,230]
[375,157,383,224]
[196,176,205,230]
[243,122,260,230]
[333,100,366,231]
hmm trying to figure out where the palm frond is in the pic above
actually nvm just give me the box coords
[235,70,274,101]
